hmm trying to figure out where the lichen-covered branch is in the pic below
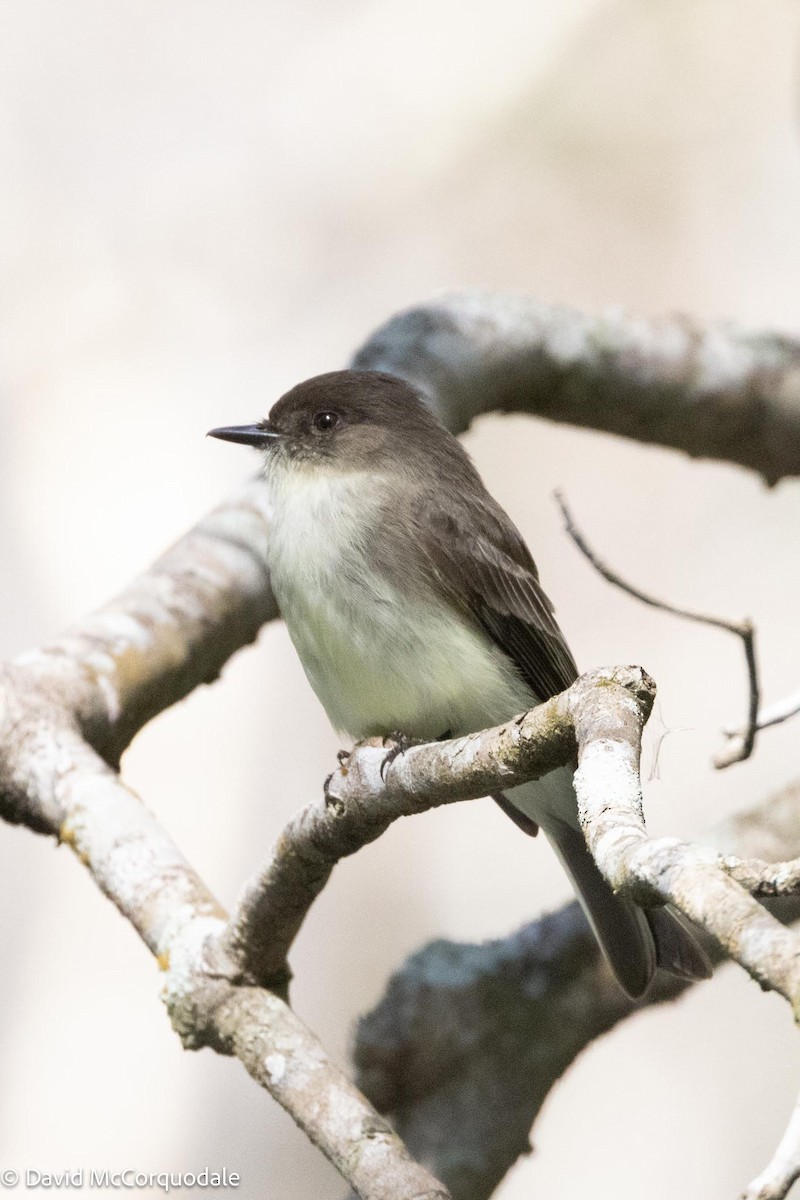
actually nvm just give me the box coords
[228,664,800,1014]
[570,676,800,1004]
[722,856,800,897]
[354,780,800,1200]
[223,667,800,1200]
[12,477,278,767]
[3,294,800,1199]
[223,681,578,987]
[353,293,800,484]
[0,667,449,1200]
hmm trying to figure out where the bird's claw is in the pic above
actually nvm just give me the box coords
[380,731,415,781]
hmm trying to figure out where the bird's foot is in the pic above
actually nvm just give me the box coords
[380,731,418,780]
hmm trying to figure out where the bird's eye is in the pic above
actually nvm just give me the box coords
[312,410,339,432]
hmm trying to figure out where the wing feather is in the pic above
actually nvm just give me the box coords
[415,494,578,702]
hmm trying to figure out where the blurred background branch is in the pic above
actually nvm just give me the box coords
[5,7,800,1199]
[353,294,800,485]
[3,294,800,1196]
[354,780,800,1200]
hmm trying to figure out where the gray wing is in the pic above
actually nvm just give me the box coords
[417,497,578,702]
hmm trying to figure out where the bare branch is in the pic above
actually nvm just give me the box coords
[0,672,449,1200]
[210,987,449,1200]
[357,903,688,1200]
[224,671,590,987]
[721,856,800,897]
[726,685,800,740]
[353,293,800,484]
[12,477,278,768]
[742,1090,800,1200]
[555,489,760,769]
[354,779,800,1200]
[571,679,800,1001]
[3,294,800,1198]
[226,661,800,1012]
[709,770,800,898]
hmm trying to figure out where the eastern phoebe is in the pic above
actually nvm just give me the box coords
[209,370,710,997]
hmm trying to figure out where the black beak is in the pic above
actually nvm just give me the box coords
[206,423,280,448]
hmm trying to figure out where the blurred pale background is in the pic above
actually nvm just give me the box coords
[2,2,800,1197]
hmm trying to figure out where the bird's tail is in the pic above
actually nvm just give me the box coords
[542,812,711,997]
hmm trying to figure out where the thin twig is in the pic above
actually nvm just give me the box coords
[726,686,800,738]
[554,489,760,770]
[721,855,800,898]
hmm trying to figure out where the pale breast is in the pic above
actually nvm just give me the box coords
[267,466,535,739]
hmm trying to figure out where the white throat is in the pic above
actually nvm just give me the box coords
[266,460,535,741]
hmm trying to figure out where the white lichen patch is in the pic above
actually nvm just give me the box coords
[161,911,228,1004]
[574,739,641,811]
[736,919,795,974]
[95,671,121,722]
[264,1054,287,1084]
[695,327,756,394]
[88,610,158,652]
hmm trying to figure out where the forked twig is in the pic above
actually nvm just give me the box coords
[554,490,760,769]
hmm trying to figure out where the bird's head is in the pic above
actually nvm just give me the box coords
[207,369,447,475]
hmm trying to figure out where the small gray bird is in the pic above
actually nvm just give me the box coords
[209,369,710,997]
